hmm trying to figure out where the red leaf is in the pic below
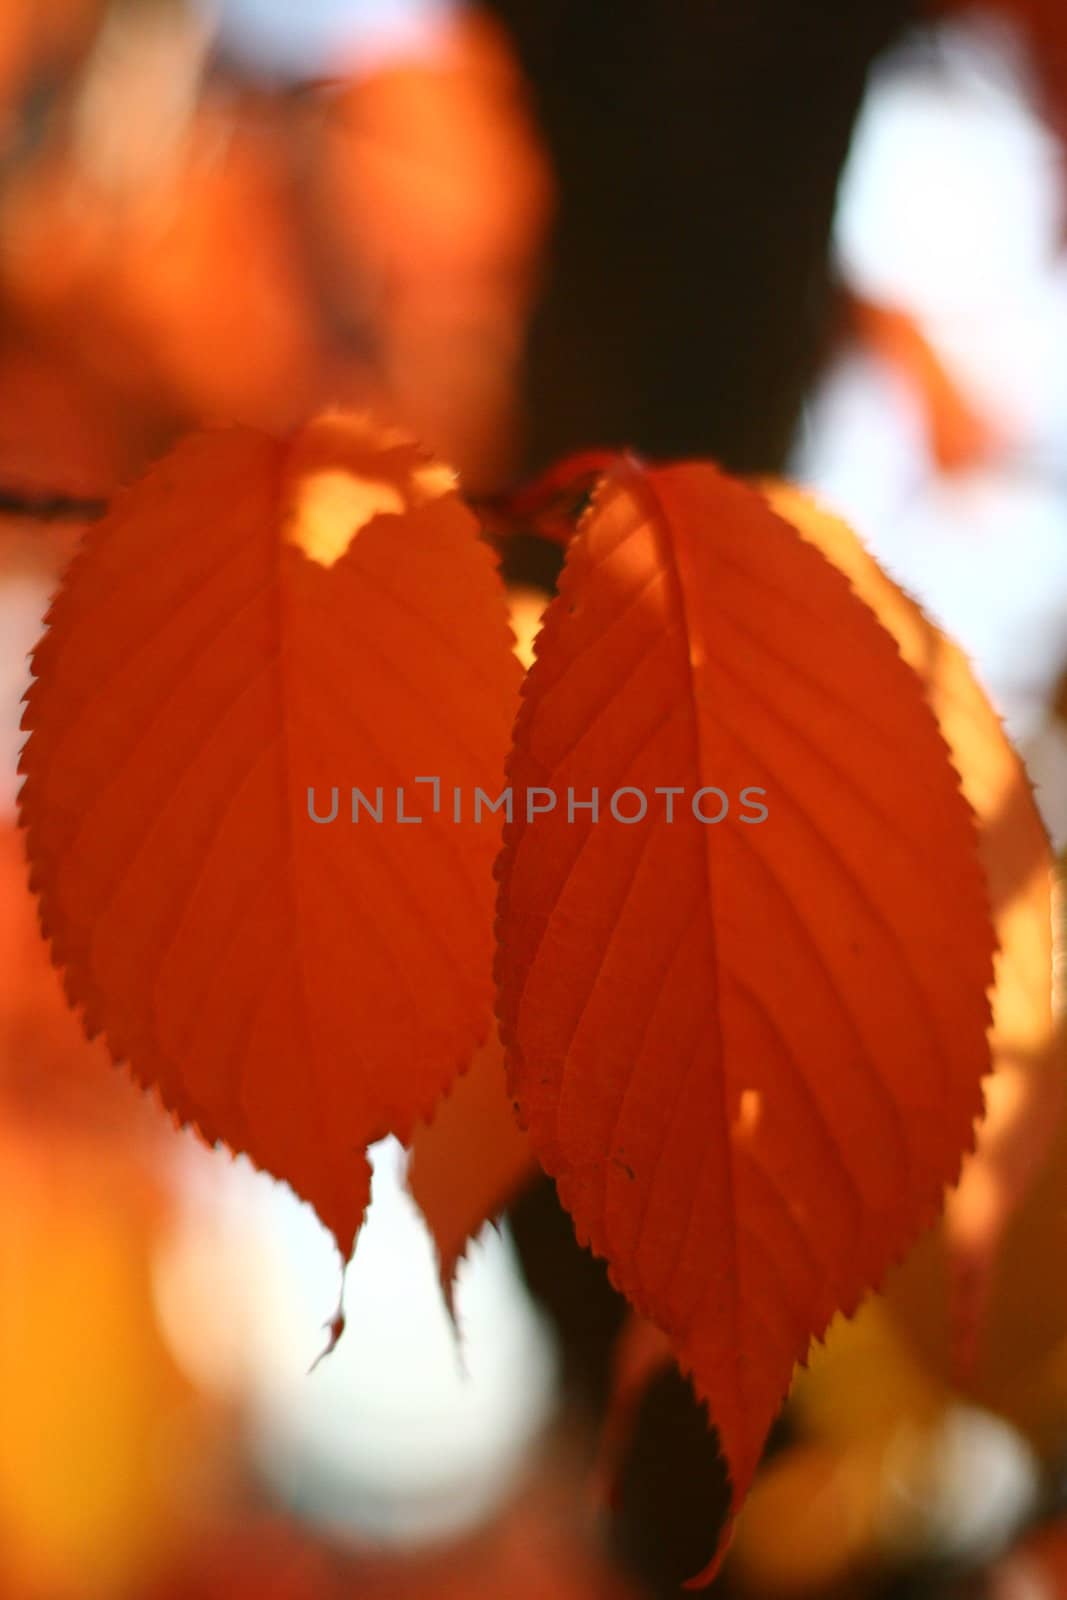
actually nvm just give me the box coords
[495,456,996,1580]
[407,1026,537,1309]
[597,1313,675,1511]
[850,297,997,474]
[311,8,553,488]
[767,484,1058,1380]
[18,412,521,1261]
[0,340,130,505]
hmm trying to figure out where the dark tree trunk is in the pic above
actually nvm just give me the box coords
[489,0,920,475]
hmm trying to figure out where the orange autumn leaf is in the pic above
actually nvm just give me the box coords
[850,298,997,474]
[114,108,323,431]
[18,412,522,1261]
[0,102,324,433]
[597,1313,675,1511]
[0,0,100,136]
[312,8,552,487]
[407,1027,536,1306]
[0,340,131,506]
[883,1041,1067,1456]
[495,456,996,1582]
[767,483,1058,1376]
[320,9,550,294]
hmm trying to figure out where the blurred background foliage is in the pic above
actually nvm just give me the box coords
[1,1,1067,1596]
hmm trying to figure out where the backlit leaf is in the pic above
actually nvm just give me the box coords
[767,484,1058,1378]
[885,1010,1067,1456]
[597,1313,675,1509]
[495,456,996,1580]
[312,8,553,488]
[0,103,324,433]
[19,412,521,1261]
[850,298,996,474]
[406,1026,536,1307]
[0,340,129,507]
